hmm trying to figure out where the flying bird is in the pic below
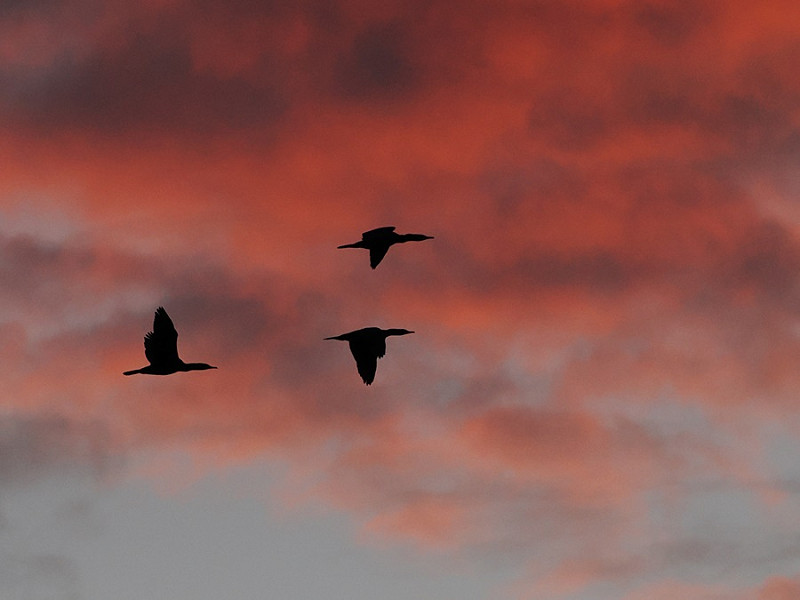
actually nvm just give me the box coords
[325,327,414,385]
[337,226,433,269]
[123,307,217,376]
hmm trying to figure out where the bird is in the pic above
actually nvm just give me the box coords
[123,307,217,376]
[337,226,433,269]
[325,327,414,385]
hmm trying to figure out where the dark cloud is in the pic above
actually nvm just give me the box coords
[337,22,419,99]
[0,0,62,17]
[528,90,611,151]
[0,553,80,600]
[0,415,115,486]
[631,0,714,45]
[5,14,287,138]
[720,222,800,302]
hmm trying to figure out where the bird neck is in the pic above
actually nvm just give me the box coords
[384,329,408,337]
[181,362,216,371]
[398,233,431,243]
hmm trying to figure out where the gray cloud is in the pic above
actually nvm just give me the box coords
[0,553,81,600]
[0,415,115,486]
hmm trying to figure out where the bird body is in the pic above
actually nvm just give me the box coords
[123,307,217,376]
[123,362,217,376]
[325,327,413,385]
[337,226,433,268]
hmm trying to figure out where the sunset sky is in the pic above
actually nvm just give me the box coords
[2,1,800,598]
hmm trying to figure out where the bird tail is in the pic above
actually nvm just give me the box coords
[123,369,142,376]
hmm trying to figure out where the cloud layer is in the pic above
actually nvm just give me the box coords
[2,1,800,598]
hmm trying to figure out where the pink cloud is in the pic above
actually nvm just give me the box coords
[758,576,800,600]
[2,1,800,597]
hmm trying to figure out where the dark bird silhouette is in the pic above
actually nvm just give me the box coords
[123,307,217,376]
[337,226,433,269]
[325,327,414,385]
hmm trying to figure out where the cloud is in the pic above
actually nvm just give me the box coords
[758,576,800,600]
[0,553,80,600]
[0,0,61,18]
[337,22,419,100]
[0,415,117,486]
[619,574,800,600]
[2,2,800,599]
[6,16,287,137]
[620,580,735,600]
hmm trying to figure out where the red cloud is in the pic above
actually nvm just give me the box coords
[2,1,800,598]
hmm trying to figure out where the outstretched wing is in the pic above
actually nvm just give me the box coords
[369,245,391,269]
[361,226,395,240]
[349,341,378,385]
[144,307,179,366]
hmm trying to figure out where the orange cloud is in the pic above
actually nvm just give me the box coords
[3,1,800,598]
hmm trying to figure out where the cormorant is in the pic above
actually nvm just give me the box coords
[123,307,217,375]
[337,226,433,269]
[325,327,414,385]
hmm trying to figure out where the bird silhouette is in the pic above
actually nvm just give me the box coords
[337,226,433,268]
[325,327,414,385]
[123,307,217,376]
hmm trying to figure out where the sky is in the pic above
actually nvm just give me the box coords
[1,0,800,598]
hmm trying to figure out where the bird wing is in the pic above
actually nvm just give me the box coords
[361,226,395,240]
[144,307,180,365]
[369,245,390,269]
[349,341,378,385]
